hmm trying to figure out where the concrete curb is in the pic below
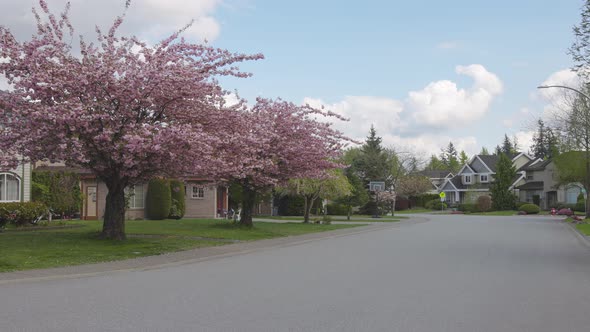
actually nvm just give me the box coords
[562,219,590,250]
[0,217,428,285]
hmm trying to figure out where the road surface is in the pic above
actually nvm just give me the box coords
[2,214,590,331]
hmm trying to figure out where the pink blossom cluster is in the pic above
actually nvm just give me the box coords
[0,0,349,190]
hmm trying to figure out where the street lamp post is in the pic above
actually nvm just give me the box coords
[537,84,589,218]
[537,85,590,100]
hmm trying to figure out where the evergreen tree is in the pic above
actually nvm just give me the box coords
[480,147,490,155]
[501,134,514,155]
[459,151,469,165]
[531,119,560,159]
[353,125,390,186]
[425,155,446,170]
[490,153,517,210]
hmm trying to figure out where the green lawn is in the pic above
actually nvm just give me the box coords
[0,219,360,272]
[393,209,434,214]
[576,223,590,236]
[254,215,406,222]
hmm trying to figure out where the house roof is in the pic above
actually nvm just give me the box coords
[417,170,453,179]
[515,181,544,190]
[522,159,552,171]
[476,155,500,172]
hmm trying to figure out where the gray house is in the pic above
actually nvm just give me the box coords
[515,159,584,209]
[438,153,531,205]
[0,162,31,203]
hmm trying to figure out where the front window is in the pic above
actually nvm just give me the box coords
[480,175,488,183]
[192,186,205,199]
[125,184,145,209]
[0,173,20,202]
[464,175,472,184]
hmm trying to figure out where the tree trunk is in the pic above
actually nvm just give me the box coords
[303,196,310,223]
[586,151,590,218]
[101,178,127,240]
[347,204,351,221]
[240,184,256,227]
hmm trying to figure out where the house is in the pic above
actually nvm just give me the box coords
[438,153,532,205]
[34,164,227,220]
[416,170,454,194]
[0,161,32,203]
[515,159,584,209]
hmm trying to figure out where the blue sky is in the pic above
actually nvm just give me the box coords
[0,0,582,158]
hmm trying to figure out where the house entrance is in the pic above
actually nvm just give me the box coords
[85,186,98,219]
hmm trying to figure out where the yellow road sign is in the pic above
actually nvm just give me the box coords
[439,192,446,198]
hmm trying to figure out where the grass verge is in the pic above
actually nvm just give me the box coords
[254,215,405,222]
[0,219,360,272]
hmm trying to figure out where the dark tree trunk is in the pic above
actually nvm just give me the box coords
[101,178,127,240]
[303,196,310,223]
[240,184,257,227]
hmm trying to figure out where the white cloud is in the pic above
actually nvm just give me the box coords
[536,69,583,121]
[514,131,535,154]
[0,0,223,43]
[304,64,502,158]
[303,96,406,143]
[502,119,513,128]
[408,64,503,129]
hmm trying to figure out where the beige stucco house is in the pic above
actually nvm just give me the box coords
[0,161,32,203]
[34,163,227,220]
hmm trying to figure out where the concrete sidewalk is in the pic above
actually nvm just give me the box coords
[0,217,426,285]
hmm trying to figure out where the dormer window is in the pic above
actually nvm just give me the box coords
[464,175,472,184]
[480,175,488,183]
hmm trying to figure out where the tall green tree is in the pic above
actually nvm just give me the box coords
[425,155,446,170]
[353,126,391,186]
[459,150,469,166]
[501,134,514,155]
[490,153,517,210]
[531,119,559,160]
[278,171,352,223]
[480,147,490,155]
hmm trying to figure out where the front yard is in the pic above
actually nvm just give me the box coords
[0,219,360,272]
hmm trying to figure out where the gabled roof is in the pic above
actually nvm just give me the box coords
[417,170,454,179]
[457,164,475,175]
[522,159,552,171]
[476,155,500,172]
[511,152,533,162]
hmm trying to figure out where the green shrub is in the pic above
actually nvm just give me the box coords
[322,215,332,224]
[520,203,540,214]
[516,201,528,209]
[169,179,186,219]
[0,202,47,227]
[326,203,348,215]
[146,178,171,220]
[458,203,476,213]
[476,195,492,212]
[32,170,82,217]
[425,198,446,210]
[532,195,540,206]
[575,201,585,212]
[413,194,440,208]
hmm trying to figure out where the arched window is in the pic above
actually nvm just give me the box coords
[566,185,582,204]
[0,173,20,202]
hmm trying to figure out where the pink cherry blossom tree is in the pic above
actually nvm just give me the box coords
[217,98,350,227]
[0,1,262,239]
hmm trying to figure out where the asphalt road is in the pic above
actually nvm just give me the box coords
[2,215,590,332]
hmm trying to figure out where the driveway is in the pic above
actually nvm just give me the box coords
[1,214,590,331]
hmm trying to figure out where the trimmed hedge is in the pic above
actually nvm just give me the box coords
[146,178,171,220]
[425,199,446,210]
[0,202,47,227]
[458,203,476,213]
[520,203,540,214]
[169,179,186,219]
[476,195,492,212]
[326,203,348,215]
